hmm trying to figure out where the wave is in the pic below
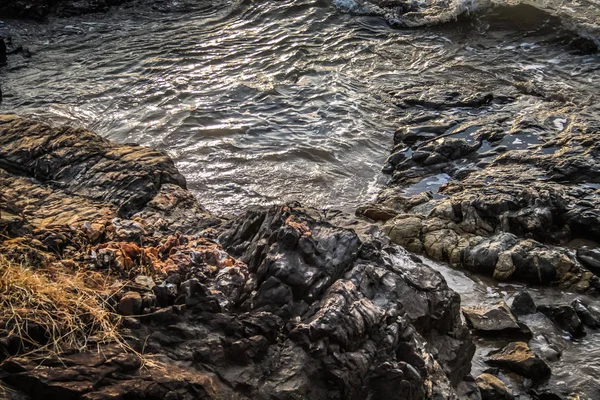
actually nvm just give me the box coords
[333,0,600,48]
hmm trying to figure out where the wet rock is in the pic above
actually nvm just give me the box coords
[117,291,142,316]
[0,38,6,67]
[486,342,551,383]
[462,301,530,339]
[571,299,600,329]
[0,116,477,399]
[510,291,537,316]
[476,373,514,400]
[577,246,600,275]
[537,305,585,338]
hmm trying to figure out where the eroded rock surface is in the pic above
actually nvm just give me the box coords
[361,78,600,294]
[0,115,476,399]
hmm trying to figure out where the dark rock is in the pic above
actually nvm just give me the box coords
[537,305,585,338]
[486,342,551,383]
[476,373,514,400]
[571,299,600,329]
[0,116,477,400]
[577,246,600,275]
[510,291,537,316]
[153,283,177,307]
[117,291,142,316]
[463,301,530,339]
[0,38,6,67]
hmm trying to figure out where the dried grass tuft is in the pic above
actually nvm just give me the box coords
[0,254,125,359]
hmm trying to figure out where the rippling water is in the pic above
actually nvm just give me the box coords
[2,0,599,213]
[1,1,600,397]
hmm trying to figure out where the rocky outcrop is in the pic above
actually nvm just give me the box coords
[0,115,476,399]
[364,80,600,294]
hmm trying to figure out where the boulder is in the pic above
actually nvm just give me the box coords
[486,342,551,383]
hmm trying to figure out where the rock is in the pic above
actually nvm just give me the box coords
[476,373,514,400]
[462,301,530,339]
[577,246,600,275]
[0,38,6,67]
[510,291,537,316]
[0,116,477,400]
[134,275,155,290]
[153,283,177,307]
[571,299,600,329]
[537,305,585,338]
[117,291,142,316]
[486,342,551,382]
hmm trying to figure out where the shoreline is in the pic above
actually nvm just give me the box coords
[1,1,600,398]
[0,114,477,399]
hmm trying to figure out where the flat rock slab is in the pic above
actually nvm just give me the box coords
[462,301,530,339]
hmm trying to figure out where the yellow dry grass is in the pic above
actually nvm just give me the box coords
[0,254,125,359]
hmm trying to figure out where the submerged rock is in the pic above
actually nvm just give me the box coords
[376,86,600,294]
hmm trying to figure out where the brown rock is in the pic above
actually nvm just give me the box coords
[117,292,142,316]
[476,373,514,400]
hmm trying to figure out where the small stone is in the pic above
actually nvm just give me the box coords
[117,292,142,316]
[476,373,514,400]
[121,317,141,329]
[510,291,536,316]
[153,283,178,307]
[134,275,155,290]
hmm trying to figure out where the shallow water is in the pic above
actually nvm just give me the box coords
[2,0,600,397]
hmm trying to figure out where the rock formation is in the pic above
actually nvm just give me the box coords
[0,115,476,399]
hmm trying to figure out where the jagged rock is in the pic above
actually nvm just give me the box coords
[117,291,142,316]
[476,373,514,400]
[486,342,551,383]
[462,301,530,339]
[510,291,537,316]
[0,117,477,400]
[537,305,585,338]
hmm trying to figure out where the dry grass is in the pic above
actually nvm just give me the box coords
[0,254,125,359]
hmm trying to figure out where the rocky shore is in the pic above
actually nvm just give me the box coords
[358,82,600,295]
[0,115,478,399]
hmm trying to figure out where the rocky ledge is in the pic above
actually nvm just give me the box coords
[359,80,600,295]
[0,115,477,399]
